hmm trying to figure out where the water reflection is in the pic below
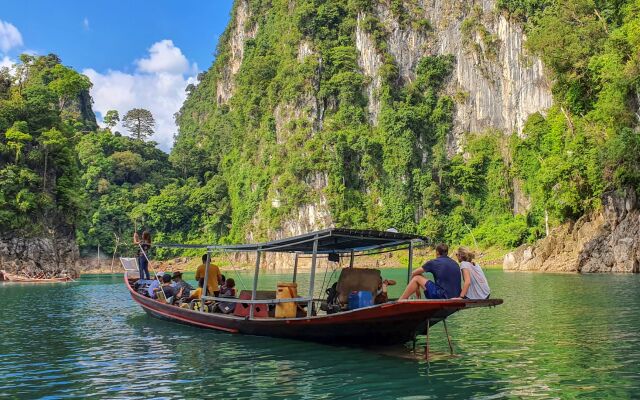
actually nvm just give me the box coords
[1,271,639,398]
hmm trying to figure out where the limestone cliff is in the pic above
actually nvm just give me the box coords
[504,189,640,273]
[216,0,259,105]
[0,236,80,279]
[0,57,95,279]
[355,0,552,146]
[209,0,552,240]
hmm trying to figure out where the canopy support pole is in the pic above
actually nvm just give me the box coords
[407,241,414,284]
[250,248,262,319]
[307,236,319,317]
[202,250,211,312]
[349,250,354,268]
[292,253,299,283]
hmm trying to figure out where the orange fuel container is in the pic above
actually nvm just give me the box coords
[276,282,298,318]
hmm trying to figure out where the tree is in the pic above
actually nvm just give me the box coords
[48,64,92,111]
[103,110,120,130]
[0,67,12,100]
[4,121,32,163]
[122,108,155,141]
[110,150,144,184]
[40,128,65,191]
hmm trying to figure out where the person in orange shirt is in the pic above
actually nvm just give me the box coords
[194,253,222,295]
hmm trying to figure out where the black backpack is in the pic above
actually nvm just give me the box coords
[322,282,341,314]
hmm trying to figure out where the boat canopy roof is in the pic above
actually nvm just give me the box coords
[204,228,427,254]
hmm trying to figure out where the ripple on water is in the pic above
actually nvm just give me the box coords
[1,271,640,398]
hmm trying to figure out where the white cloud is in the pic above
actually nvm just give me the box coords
[1,55,14,70]
[83,17,90,31]
[136,39,193,75]
[84,40,198,151]
[0,20,23,53]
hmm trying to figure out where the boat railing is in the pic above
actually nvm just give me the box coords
[200,295,313,305]
[125,229,428,319]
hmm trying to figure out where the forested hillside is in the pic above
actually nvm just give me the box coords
[2,0,639,272]
[75,130,231,256]
[0,54,96,236]
[173,0,640,248]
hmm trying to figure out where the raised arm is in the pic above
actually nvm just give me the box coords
[133,231,140,244]
[460,268,471,298]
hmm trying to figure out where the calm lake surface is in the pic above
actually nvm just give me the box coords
[1,269,639,399]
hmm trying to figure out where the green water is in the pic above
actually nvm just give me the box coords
[1,269,639,399]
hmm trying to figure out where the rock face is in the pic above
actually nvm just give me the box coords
[355,0,553,144]
[0,235,80,278]
[504,189,640,273]
[208,0,553,245]
[301,0,551,235]
[217,0,258,105]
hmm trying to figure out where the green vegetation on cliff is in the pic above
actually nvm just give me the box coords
[506,0,640,233]
[0,54,96,235]
[174,0,514,246]
[173,0,639,249]
[2,0,639,260]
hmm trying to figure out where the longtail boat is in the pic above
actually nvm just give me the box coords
[122,228,502,347]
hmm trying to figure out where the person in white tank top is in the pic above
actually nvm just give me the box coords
[455,247,491,300]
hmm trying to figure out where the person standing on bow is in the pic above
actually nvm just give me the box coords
[133,230,152,280]
[398,243,461,300]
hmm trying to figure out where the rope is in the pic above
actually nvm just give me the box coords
[317,256,341,302]
[218,249,248,291]
[317,260,331,301]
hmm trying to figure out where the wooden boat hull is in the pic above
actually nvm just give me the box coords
[126,276,502,346]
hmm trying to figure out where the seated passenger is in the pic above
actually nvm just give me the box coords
[220,278,236,297]
[374,278,397,304]
[154,273,177,301]
[171,271,193,299]
[217,278,236,314]
[147,272,164,298]
[180,278,204,309]
[398,243,461,300]
[455,247,491,300]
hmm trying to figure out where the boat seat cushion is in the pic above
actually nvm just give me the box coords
[234,291,269,318]
[238,290,277,300]
[336,268,381,306]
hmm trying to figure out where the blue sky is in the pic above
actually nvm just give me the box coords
[0,0,235,150]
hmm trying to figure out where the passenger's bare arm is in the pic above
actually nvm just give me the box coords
[460,269,471,298]
[411,267,424,277]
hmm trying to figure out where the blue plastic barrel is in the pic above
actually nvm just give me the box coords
[348,291,373,310]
